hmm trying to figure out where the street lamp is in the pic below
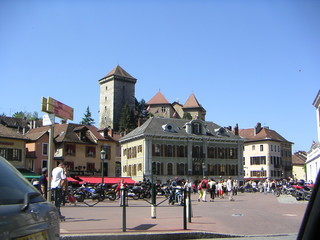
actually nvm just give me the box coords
[202,162,206,178]
[100,149,106,184]
[261,167,264,178]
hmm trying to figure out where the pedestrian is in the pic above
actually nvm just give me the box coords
[39,168,48,199]
[208,178,216,202]
[51,162,67,219]
[227,176,234,201]
[199,176,209,202]
[217,180,224,198]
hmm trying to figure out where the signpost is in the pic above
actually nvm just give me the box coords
[41,97,74,201]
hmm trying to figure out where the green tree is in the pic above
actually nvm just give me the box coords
[119,104,136,133]
[80,106,95,125]
[183,112,192,120]
[12,111,39,120]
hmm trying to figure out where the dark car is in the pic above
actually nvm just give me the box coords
[0,156,60,240]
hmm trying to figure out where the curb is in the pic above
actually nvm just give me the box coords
[60,231,241,240]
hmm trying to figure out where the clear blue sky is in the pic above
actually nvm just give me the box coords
[1,0,319,153]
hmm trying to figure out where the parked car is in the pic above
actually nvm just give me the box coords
[0,156,60,240]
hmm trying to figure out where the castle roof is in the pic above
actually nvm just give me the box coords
[183,93,202,108]
[147,91,170,105]
[100,65,136,81]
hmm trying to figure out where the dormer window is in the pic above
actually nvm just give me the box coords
[162,123,175,132]
[192,122,202,135]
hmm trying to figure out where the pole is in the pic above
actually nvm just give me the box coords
[121,188,126,232]
[183,189,187,230]
[47,123,54,202]
[151,183,156,219]
[187,189,192,222]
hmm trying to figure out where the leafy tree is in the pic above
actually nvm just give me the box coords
[119,104,136,133]
[12,111,39,120]
[135,98,150,120]
[183,112,192,120]
[80,106,95,125]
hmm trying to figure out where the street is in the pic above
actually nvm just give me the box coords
[59,191,308,239]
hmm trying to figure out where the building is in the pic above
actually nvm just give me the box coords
[25,123,118,177]
[239,123,293,181]
[98,65,137,131]
[0,124,28,169]
[292,151,307,181]
[147,91,206,120]
[306,90,320,183]
[119,117,244,183]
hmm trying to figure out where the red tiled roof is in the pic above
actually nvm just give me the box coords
[147,91,170,105]
[183,93,201,108]
[239,127,291,143]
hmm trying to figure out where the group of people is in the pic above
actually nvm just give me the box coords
[196,176,237,202]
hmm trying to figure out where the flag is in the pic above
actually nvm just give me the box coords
[146,105,150,112]
[172,111,177,118]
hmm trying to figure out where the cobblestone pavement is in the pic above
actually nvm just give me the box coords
[59,192,308,239]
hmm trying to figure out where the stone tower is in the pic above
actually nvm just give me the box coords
[98,65,137,131]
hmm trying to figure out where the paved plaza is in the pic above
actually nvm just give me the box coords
[59,192,308,239]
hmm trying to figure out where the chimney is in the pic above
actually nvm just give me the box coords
[234,123,239,136]
[254,122,262,135]
[108,128,114,137]
[138,118,142,127]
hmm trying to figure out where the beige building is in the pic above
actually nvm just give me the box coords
[292,151,306,181]
[120,117,244,183]
[239,123,293,181]
[0,124,28,169]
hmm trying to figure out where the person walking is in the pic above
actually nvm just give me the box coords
[39,168,48,199]
[227,176,234,201]
[51,162,67,219]
[208,178,216,202]
[199,176,209,202]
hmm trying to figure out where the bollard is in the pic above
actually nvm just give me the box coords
[151,183,157,219]
[188,190,192,222]
[183,188,187,230]
[120,188,127,232]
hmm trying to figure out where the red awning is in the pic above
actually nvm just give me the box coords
[75,176,135,185]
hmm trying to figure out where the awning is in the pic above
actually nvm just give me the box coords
[70,176,135,185]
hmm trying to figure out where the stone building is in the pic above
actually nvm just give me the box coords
[98,65,137,131]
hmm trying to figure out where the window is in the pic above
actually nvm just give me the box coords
[87,162,95,171]
[260,145,263,151]
[252,145,255,151]
[192,122,202,135]
[66,144,76,156]
[161,106,166,113]
[42,143,48,155]
[0,148,22,161]
[86,146,96,157]
[167,163,173,175]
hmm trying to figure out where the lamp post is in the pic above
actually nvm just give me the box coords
[202,162,206,178]
[100,149,106,184]
[261,167,264,179]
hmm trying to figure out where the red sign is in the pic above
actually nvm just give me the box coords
[41,97,74,120]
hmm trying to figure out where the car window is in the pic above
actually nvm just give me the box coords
[0,157,44,205]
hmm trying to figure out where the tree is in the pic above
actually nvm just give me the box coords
[119,104,136,133]
[12,111,39,120]
[183,112,192,120]
[80,106,95,125]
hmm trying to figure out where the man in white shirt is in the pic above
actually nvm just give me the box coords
[51,162,67,217]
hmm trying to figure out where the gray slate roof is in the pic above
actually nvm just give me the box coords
[120,117,243,142]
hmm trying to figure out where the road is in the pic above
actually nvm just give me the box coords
[59,191,307,239]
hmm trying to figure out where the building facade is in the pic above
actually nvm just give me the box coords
[292,151,307,181]
[98,65,137,131]
[0,125,28,169]
[26,123,118,177]
[239,123,293,181]
[306,90,320,183]
[119,117,244,183]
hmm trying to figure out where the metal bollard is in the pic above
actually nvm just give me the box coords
[151,183,157,219]
[120,188,128,232]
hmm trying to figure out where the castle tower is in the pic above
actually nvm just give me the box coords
[182,93,206,120]
[98,65,137,131]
